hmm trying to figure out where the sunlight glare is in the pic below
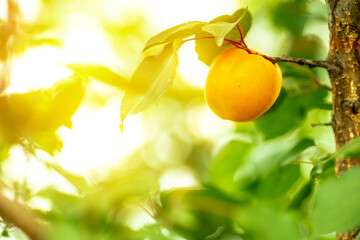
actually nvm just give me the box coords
[0,0,6,20]
[57,100,148,176]
[186,104,235,140]
[178,41,209,88]
[147,0,238,29]
[8,47,70,93]
[119,203,156,231]
[17,0,40,22]
[159,166,199,191]
[3,146,28,184]
[100,0,150,22]
[3,146,81,195]
[62,13,123,68]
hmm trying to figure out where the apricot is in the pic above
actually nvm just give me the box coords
[204,46,282,122]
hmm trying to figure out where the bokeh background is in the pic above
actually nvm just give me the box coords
[0,0,336,239]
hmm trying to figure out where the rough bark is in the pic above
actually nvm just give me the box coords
[326,0,360,171]
[325,0,360,239]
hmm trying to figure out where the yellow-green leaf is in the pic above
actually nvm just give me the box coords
[143,21,206,51]
[120,43,179,122]
[202,8,248,46]
[67,64,129,90]
[311,167,360,235]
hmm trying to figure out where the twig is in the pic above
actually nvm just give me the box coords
[259,54,337,71]
[311,122,334,127]
[0,192,43,240]
[286,62,332,91]
[289,87,319,97]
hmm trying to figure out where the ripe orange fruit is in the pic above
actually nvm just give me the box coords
[205,46,282,122]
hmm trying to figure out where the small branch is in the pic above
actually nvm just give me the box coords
[0,192,43,240]
[286,62,332,91]
[311,122,334,127]
[289,87,319,97]
[259,54,337,71]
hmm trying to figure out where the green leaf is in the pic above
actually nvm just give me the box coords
[194,32,230,66]
[48,75,86,130]
[143,21,206,51]
[96,169,158,206]
[284,138,315,164]
[46,221,90,240]
[272,1,309,36]
[288,35,325,60]
[319,102,333,111]
[160,188,242,239]
[311,167,360,235]
[67,64,129,89]
[135,225,181,240]
[235,137,314,186]
[120,43,179,122]
[37,187,80,217]
[310,155,335,181]
[161,188,241,219]
[225,8,252,41]
[195,8,252,66]
[337,137,360,158]
[254,164,301,199]
[0,75,85,140]
[256,88,328,139]
[288,181,314,209]
[1,230,9,237]
[210,139,253,193]
[202,8,248,47]
[240,207,304,240]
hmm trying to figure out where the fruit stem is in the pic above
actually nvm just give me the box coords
[243,47,253,54]
[230,15,248,49]
[225,40,243,49]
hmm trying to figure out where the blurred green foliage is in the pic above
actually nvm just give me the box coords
[1,0,360,240]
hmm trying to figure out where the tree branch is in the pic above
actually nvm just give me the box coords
[0,192,43,240]
[259,54,337,71]
[311,122,334,127]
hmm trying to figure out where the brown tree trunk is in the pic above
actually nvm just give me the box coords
[325,0,360,239]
